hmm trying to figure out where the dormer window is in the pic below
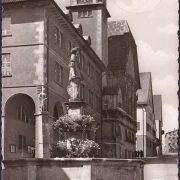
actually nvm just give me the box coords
[77,0,93,4]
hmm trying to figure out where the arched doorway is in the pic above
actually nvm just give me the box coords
[4,93,35,160]
[53,101,64,141]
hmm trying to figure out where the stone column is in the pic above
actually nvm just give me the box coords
[1,115,5,169]
[35,112,50,158]
[65,101,85,116]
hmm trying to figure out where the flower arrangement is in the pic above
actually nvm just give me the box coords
[51,114,100,158]
[53,114,97,134]
[51,138,100,158]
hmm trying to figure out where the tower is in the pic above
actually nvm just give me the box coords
[66,0,110,67]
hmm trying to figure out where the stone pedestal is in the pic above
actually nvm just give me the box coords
[64,101,86,116]
[64,131,88,140]
[64,101,87,148]
[1,116,5,169]
[35,112,50,158]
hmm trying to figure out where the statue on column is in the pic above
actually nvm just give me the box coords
[67,47,81,101]
[38,86,48,112]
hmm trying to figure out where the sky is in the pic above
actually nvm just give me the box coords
[55,0,179,139]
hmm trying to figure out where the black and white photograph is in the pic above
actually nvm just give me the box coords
[1,0,179,179]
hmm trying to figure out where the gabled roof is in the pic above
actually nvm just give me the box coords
[137,72,151,105]
[108,20,130,37]
[107,20,135,71]
[108,35,130,71]
[107,20,141,89]
[153,95,163,121]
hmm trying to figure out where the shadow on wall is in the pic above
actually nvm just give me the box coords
[3,165,71,180]
[37,168,71,180]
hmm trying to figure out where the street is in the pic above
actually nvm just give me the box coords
[144,154,178,180]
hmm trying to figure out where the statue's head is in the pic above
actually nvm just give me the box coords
[71,47,79,54]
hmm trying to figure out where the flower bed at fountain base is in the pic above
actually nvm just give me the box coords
[3,158,145,180]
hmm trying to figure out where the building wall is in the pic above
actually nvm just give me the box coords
[136,107,147,136]
[155,120,160,139]
[2,4,46,160]
[2,6,46,87]
[102,119,136,159]
[165,130,178,153]
[102,42,139,158]
[2,1,104,159]
[136,135,147,157]
[45,8,102,145]
[136,105,155,157]
[3,158,145,180]
[136,77,156,157]
[69,5,108,66]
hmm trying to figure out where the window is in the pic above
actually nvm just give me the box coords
[77,0,93,4]
[137,122,140,131]
[147,123,149,132]
[2,54,11,77]
[96,70,98,82]
[125,150,127,159]
[19,135,26,150]
[80,53,85,70]
[2,16,11,36]
[55,62,63,86]
[80,84,85,101]
[95,96,101,112]
[55,26,63,48]
[68,40,72,56]
[91,65,93,79]
[147,138,149,148]
[88,89,93,106]
[88,62,90,76]
[96,70,101,85]
[78,10,93,18]
[10,144,17,153]
[88,62,93,78]
[17,105,28,122]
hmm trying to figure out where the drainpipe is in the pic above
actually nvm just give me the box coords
[142,105,145,157]
[100,73,103,158]
[100,72,106,158]
[46,12,54,112]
